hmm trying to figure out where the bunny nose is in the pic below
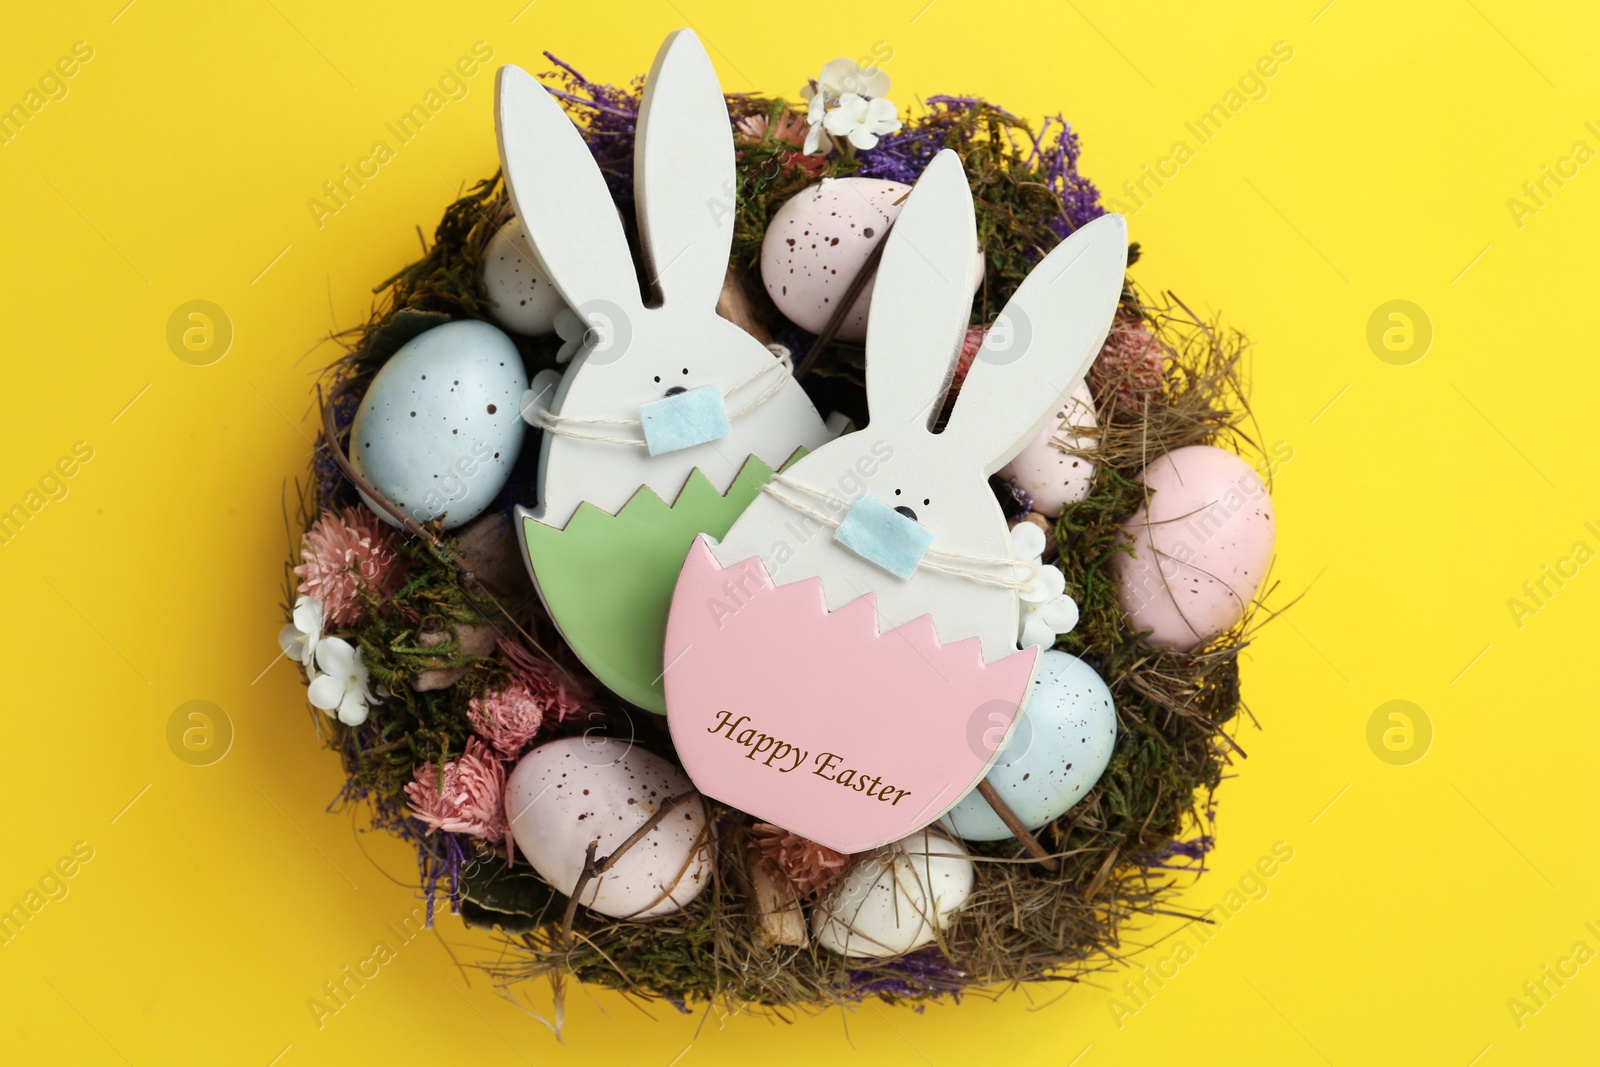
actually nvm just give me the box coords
[664,385,687,397]
[894,505,918,522]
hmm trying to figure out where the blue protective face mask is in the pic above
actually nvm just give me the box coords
[833,492,935,580]
[638,385,731,456]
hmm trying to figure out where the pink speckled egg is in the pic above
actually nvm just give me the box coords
[760,177,982,341]
[999,382,1098,516]
[1112,445,1275,650]
[505,737,711,919]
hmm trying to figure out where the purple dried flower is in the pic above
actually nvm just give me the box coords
[854,98,1105,251]
[538,54,643,209]
[315,388,362,510]
[1136,834,1216,873]
[1029,114,1106,237]
[840,947,967,1002]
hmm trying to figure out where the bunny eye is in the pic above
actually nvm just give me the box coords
[923,498,930,506]
[681,367,689,375]
[653,375,661,383]
[893,489,902,496]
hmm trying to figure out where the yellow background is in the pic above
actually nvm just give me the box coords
[3,0,1596,1063]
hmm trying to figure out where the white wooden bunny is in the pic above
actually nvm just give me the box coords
[662,150,1126,851]
[498,31,829,531]
[496,30,829,714]
[709,149,1128,666]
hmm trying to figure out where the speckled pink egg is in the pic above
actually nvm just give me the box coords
[760,177,983,341]
[505,737,710,919]
[999,382,1098,516]
[1112,445,1275,650]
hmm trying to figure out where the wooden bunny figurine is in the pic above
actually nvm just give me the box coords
[498,30,830,712]
[664,150,1128,852]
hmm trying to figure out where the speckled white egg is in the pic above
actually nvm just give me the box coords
[760,177,983,341]
[1113,445,1276,650]
[813,830,973,958]
[999,382,1098,515]
[941,651,1116,842]
[350,320,527,531]
[481,217,565,336]
[505,737,711,919]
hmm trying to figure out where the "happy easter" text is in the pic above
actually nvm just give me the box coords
[705,711,913,806]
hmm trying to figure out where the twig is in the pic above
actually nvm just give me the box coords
[316,382,569,672]
[791,221,895,381]
[559,791,698,947]
[976,779,1057,871]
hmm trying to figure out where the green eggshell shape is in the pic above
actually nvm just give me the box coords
[522,451,802,713]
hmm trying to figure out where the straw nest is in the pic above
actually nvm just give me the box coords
[287,82,1269,1017]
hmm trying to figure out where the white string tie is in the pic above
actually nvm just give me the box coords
[760,473,1035,592]
[533,358,793,446]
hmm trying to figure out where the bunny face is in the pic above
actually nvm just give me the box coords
[497,32,829,530]
[712,151,1129,664]
[547,312,778,421]
[535,312,822,527]
[717,428,1019,661]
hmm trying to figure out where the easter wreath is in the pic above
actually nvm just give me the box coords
[281,36,1276,1018]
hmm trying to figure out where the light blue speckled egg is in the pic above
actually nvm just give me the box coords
[941,650,1116,841]
[350,320,527,530]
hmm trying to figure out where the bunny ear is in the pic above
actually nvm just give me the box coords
[943,213,1127,476]
[633,30,736,311]
[863,149,977,433]
[496,64,641,314]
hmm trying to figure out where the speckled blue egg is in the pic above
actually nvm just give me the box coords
[941,651,1116,841]
[350,320,527,531]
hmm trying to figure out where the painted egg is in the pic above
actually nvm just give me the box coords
[813,830,974,958]
[941,651,1116,842]
[481,217,565,336]
[760,177,983,341]
[505,737,711,919]
[998,382,1098,516]
[350,320,527,531]
[1113,445,1275,650]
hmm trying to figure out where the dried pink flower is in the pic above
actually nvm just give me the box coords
[467,678,546,760]
[736,111,826,177]
[1090,317,1171,404]
[497,639,591,727]
[749,822,851,898]
[294,506,401,626]
[404,738,509,845]
[782,148,829,179]
[736,111,809,149]
[770,111,809,148]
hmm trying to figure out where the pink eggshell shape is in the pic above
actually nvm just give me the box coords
[1112,445,1275,651]
[760,177,983,342]
[663,537,1038,854]
[998,382,1098,516]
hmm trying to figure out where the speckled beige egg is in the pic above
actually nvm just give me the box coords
[760,177,983,341]
[481,217,565,336]
[1113,445,1276,650]
[813,830,974,958]
[505,737,710,919]
[999,381,1098,516]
